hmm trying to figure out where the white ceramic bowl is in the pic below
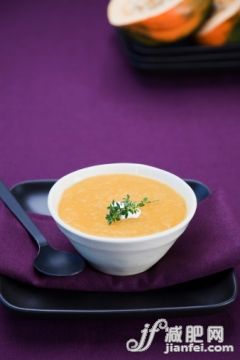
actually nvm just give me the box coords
[48,163,197,276]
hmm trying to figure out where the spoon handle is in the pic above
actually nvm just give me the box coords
[185,179,211,202]
[0,180,48,248]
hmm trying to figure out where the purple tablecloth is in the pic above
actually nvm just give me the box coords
[0,0,240,359]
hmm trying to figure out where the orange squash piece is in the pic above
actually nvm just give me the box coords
[108,0,212,44]
[197,0,240,46]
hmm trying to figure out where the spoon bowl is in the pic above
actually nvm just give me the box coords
[34,246,86,276]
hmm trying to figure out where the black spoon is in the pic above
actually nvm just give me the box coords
[0,180,86,276]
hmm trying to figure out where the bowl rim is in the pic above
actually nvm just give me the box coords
[48,163,197,244]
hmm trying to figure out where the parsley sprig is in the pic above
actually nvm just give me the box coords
[106,194,151,225]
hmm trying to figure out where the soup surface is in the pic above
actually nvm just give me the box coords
[58,174,187,237]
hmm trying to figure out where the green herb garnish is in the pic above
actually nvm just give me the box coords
[106,194,151,225]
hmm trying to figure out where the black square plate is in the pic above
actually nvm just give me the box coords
[119,31,240,71]
[0,180,237,316]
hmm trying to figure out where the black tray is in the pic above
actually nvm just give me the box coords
[128,58,240,71]
[121,31,240,56]
[128,49,240,63]
[0,180,237,316]
[119,31,240,71]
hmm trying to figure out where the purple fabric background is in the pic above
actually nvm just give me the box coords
[0,0,240,359]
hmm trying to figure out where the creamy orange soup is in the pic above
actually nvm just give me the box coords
[58,174,187,238]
